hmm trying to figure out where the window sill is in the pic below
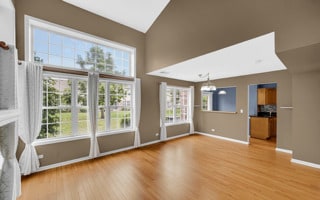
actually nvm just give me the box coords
[201,110,237,114]
[165,122,190,127]
[97,129,135,137]
[33,129,136,146]
[33,135,90,146]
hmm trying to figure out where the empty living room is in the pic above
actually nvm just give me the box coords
[0,0,320,199]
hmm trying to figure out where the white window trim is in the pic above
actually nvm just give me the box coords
[165,86,190,126]
[24,15,138,144]
[37,73,136,144]
[201,91,213,111]
[39,73,89,141]
[97,78,135,134]
[33,134,91,146]
[165,122,190,127]
[24,15,136,78]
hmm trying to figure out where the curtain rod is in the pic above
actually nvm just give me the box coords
[0,41,10,50]
[18,61,134,81]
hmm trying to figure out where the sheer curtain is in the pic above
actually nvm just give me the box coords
[159,82,167,141]
[134,78,141,147]
[18,62,43,175]
[0,124,21,200]
[88,72,100,158]
[189,86,195,134]
[0,46,21,199]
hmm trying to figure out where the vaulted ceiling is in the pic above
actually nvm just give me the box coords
[62,0,320,81]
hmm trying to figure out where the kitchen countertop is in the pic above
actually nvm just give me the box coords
[250,115,277,118]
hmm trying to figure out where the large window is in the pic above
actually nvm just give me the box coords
[40,75,134,140]
[40,75,89,139]
[26,16,136,141]
[98,81,133,132]
[165,87,189,124]
[26,16,135,77]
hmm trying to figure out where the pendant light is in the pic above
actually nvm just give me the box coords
[199,73,216,91]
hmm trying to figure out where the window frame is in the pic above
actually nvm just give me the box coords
[39,72,90,141]
[201,91,213,111]
[165,86,190,126]
[24,15,136,78]
[97,79,134,135]
[24,15,137,145]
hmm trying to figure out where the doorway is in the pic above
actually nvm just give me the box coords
[247,83,277,146]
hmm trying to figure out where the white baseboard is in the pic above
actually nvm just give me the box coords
[291,159,320,169]
[275,148,293,154]
[139,133,190,147]
[166,133,190,141]
[195,131,249,145]
[37,146,136,172]
[37,156,90,172]
[99,146,135,157]
[139,140,161,147]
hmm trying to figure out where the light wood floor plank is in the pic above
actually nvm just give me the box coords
[18,135,320,200]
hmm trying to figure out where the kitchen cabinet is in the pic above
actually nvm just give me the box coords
[250,117,277,139]
[269,117,277,137]
[257,88,276,105]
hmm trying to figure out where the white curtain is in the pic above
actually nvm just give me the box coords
[134,78,141,147]
[189,86,195,134]
[0,46,21,199]
[18,62,43,175]
[159,82,167,141]
[0,124,21,200]
[88,72,100,158]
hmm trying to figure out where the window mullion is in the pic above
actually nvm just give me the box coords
[130,84,134,130]
[71,79,78,136]
[45,80,49,139]
[173,89,176,124]
[105,81,110,131]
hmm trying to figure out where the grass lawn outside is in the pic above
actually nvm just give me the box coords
[42,110,131,138]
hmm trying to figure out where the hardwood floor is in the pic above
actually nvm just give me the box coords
[18,134,320,200]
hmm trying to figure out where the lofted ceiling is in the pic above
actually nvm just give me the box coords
[148,32,287,82]
[61,1,287,83]
[62,0,170,33]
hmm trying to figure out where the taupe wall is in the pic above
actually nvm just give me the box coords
[195,70,292,149]
[145,0,320,165]
[146,0,320,72]
[36,139,90,166]
[292,71,320,164]
[14,0,320,167]
[15,0,192,167]
[167,124,190,138]
[98,132,134,153]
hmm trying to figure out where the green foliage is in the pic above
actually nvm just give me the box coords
[76,46,126,75]
[120,114,131,128]
[39,79,60,139]
[39,46,130,139]
[76,46,114,74]
[76,46,127,119]
[109,83,127,106]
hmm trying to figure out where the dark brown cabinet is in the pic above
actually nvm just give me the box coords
[257,88,276,105]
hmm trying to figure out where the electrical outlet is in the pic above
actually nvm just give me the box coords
[155,133,159,136]
[38,154,44,159]
[211,129,215,132]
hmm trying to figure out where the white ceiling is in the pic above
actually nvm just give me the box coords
[62,0,170,33]
[148,32,287,82]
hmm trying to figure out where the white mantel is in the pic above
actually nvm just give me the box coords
[0,0,15,45]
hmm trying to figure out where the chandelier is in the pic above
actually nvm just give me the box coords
[199,73,216,91]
